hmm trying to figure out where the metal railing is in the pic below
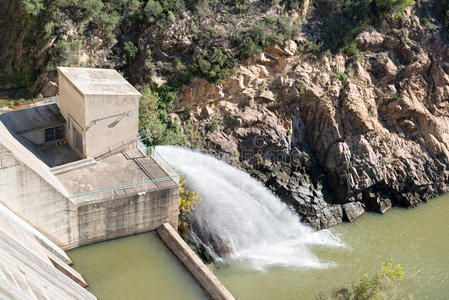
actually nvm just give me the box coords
[137,138,155,157]
[68,147,180,202]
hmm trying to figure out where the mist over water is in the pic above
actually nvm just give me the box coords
[157,146,342,270]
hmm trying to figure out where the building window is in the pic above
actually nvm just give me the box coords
[44,125,65,142]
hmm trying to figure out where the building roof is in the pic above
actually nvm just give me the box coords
[55,148,178,204]
[57,67,142,96]
[0,103,65,134]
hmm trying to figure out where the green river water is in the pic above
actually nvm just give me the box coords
[69,194,449,300]
[69,232,207,300]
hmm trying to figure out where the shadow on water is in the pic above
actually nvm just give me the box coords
[68,233,208,300]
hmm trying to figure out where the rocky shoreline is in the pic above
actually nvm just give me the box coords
[172,11,449,229]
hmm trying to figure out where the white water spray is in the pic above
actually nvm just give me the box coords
[157,146,342,270]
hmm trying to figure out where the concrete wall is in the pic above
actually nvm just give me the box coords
[0,142,79,247]
[0,143,179,250]
[0,122,79,247]
[0,203,94,299]
[0,142,179,251]
[0,122,179,251]
[85,94,139,158]
[58,70,86,158]
[157,223,235,300]
[0,232,96,300]
[20,125,65,146]
[57,69,140,158]
[0,143,180,250]
[69,186,179,249]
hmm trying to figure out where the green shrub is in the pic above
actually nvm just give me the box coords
[144,0,163,23]
[315,0,413,54]
[179,108,191,121]
[194,47,237,83]
[375,0,414,15]
[313,0,399,53]
[21,0,45,16]
[306,40,324,59]
[50,39,82,68]
[209,118,222,132]
[143,0,185,24]
[123,41,138,61]
[234,15,301,60]
[334,72,348,85]
[139,85,187,146]
[344,41,364,59]
[317,260,408,300]
[178,176,201,233]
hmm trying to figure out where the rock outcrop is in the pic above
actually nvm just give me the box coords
[5,1,449,230]
[172,14,449,228]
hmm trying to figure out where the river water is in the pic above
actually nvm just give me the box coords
[69,194,449,299]
[68,147,449,299]
[214,193,449,299]
[68,233,208,299]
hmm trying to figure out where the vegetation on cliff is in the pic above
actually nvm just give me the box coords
[3,0,449,227]
[1,0,419,97]
[139,83,186,145]
[167,0,449,228]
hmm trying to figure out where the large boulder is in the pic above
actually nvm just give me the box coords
[41,81,58,98]
[342,202,365,222]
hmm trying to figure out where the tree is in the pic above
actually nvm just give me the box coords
[138,85,186,146]
[123,41,138,62]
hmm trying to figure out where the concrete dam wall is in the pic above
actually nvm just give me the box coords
[0,121,179,250]
[0,69,234,299]
[0,203,96,299]
[0,118,181,299]
[157,223,235,300]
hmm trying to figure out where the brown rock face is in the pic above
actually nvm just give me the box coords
[10,2,446,229]
[173,14,449,229]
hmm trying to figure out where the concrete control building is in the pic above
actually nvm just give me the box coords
[0,68,180,298]
[57,67,141,158]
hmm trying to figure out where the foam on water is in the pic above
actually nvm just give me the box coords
[157,146,343,270]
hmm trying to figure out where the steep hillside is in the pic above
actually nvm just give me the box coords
[2,0,449,228]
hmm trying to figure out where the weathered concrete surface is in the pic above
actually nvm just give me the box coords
[32,143,80,168]
[0,122,179,250]
[57,67,141,96]
[58,67,141,158]
[0,121,77,246]
[0,102,81,167]
[0,231,96,299]
[0,103,64,135]
[50,157,97,175]
[0,202,72,265]
[70,186,179,249]
[57,148,175,199]
[0,121,68,194]
[0,203,95,299]
[157,223,235,300]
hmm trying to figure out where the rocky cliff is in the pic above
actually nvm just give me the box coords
[172,9,449,228]
[3,0,449,229]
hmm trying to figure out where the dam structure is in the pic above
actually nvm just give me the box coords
[0,68,180,298]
